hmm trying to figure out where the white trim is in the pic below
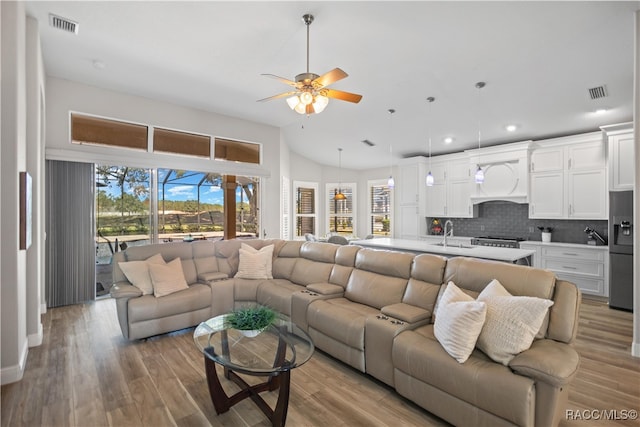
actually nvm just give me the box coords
[292,181,318,240]
[633,342,640,358]
[40,303,47,314]
[0,340,28,385]
[28,323,43,347]
[367,179,393,237]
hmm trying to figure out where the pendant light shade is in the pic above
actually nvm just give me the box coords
[335,147,346,200]
[387,109,396,189]
[474,82,486,184]
[425,96,435,187]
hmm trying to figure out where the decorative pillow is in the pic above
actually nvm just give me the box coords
[235,244,274,279]
[434,282,487,363]
[476,279,554,365]
[118,253,165,295]
[149,258,189,297]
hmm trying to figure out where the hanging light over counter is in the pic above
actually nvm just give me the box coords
[474,82,486,184]
[425,97,435,187]
[387,108,396,188]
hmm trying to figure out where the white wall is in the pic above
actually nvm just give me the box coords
[633,10,639,358]
[1,0,29,385]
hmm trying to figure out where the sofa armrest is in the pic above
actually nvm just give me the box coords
[110,282,143,299]
[381,303,431,324]
[198,271,229,283]
[307,283,344,296]
[509,339,580,387]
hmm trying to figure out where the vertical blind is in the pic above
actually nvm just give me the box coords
[46,160,96,307]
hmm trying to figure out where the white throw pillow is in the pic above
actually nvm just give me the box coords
[236,244,274,279]
[434,282,487,363]
[118,253,165,295]
[476,279,554,365]
[149,258,189,297]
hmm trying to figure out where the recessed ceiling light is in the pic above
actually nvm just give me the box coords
[505,124,517,132]
[444,137,454,144]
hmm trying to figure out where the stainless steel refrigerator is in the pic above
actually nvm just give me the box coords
[609,191,634,311]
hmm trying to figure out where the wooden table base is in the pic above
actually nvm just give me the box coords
[204,348,291,427]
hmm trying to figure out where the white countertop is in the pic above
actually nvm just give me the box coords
[349,238,536,263]
[520,240,609,250]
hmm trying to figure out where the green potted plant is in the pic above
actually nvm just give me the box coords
[537,226,554,243]
[225,305,277,337]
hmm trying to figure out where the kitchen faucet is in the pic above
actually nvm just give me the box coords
[443,220,454,248]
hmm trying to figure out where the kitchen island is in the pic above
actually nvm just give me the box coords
[349,238,535,264]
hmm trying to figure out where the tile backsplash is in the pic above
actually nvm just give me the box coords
[426,201,608,244]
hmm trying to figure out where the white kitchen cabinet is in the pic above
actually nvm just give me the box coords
[520,241,609,297]
[397,157,428,239]
[425,155,476,218]
[529,132,607,220]
[602,123,634,191]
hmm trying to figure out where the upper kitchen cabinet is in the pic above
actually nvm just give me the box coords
[467,141,531,204]
[602,122,634,191]
[397,157,428,239]
[529,132,607,220]
[425,153,477,218]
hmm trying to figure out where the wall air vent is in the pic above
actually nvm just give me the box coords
[361,139,375,147]
[588,85,608,100]
[49,13,79,34]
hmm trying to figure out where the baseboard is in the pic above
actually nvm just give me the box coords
[0,340,28,385]
[40,302,47,314]
[632,342,640,358]
[28,323,43,347]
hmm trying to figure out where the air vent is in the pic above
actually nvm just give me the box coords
[49,13,78,34]
[361,139,375,147]
[588,85,608,100]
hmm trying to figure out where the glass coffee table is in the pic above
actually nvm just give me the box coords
[194,313,314,427]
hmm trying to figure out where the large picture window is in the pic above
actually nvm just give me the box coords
[326,183,356,236]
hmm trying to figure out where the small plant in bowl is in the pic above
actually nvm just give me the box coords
[537,226,554,233]
[226,306,277,336]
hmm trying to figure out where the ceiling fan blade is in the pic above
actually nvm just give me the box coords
[323,89,363,104]
[313,68,348,88]
[257,91,298,102]
[261,74,299,88]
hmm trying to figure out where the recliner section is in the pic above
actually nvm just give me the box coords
[110,239,581,427]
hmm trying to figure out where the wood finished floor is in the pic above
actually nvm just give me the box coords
[1,297,639,427]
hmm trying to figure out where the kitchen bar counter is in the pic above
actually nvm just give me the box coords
[349,238,535,263]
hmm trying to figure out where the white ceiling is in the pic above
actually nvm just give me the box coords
[25,1,640,170]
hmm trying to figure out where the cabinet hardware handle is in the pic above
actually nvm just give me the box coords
[562,253,579,256]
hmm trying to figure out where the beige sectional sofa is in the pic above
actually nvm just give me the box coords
[110,238,581,427]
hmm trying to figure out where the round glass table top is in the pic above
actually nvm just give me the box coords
[194,313,314,375]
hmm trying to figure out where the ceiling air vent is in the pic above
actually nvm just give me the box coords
[361,139,375,147]
[588,85,608,100]
[49,13,78,34]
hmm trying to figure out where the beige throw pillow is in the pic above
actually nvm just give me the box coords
[434,282,487,363]
[476,279,554,365]
[236,243,274,279]
[149,258,189,297]
[118,253,165,295]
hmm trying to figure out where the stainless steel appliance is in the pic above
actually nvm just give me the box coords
[471,236,524,248]
[609,191,633,311]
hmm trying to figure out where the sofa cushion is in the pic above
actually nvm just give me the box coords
[393,325,535,426]
[355,248,413,279]
[149,258,189,297]
[345,269,408,310]
[128,283,211,323]
[476,279,554,365]
[236,243,274,279]
[307,298,379,349]
[290,258,333,285]
[433,282,487,363]
[256,279,305,315]
[118,253,166,295]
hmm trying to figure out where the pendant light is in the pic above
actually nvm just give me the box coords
[387,108,396,189]
[474,82,486,184]
[334,148,347,200]
[425,97,435,187]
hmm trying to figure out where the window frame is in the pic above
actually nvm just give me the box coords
[325,182,357,236]
[367,179,393,237]
[293,181,318,240]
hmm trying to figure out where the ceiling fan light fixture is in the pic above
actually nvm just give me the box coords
[300,91,314,105]
[313,95,329,113]
[286,96,300,110]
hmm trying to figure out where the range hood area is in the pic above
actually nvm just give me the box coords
[466,141,531,204]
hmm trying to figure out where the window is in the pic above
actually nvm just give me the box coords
[72,113,148,150]
[326,183,356,236]
[281,176,290,239]
[215,137,260,164]
[293,181,318,240]
[154,128,210,158]
[368,180,393,236]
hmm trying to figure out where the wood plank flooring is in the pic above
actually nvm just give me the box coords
[2,297,639,427]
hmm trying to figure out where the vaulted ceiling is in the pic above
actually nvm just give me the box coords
[25,1,640,169]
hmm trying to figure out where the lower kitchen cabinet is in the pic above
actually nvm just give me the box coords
[520,241,609,297]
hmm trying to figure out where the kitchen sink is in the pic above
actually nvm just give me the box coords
[431,243,476,249]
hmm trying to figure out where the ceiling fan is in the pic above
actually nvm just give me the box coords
[258,14,362,115]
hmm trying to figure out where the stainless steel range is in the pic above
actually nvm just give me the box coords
[471,236,525,248]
